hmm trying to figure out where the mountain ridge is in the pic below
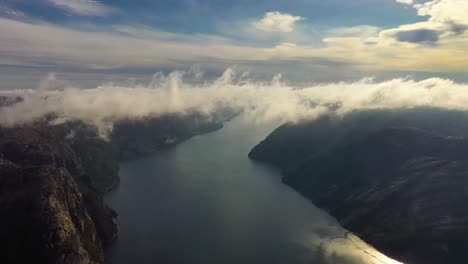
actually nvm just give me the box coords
[249,108,468,264]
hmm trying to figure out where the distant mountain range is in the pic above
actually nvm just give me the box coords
[250,108,468,264]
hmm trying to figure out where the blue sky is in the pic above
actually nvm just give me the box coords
[7,0,422,29]
[0,0,467,89]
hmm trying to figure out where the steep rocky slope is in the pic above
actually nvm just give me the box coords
[249,108,468,264]
[0,108,225,263]
[0,139,107,264]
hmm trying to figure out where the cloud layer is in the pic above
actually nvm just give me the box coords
[0,18,261,72]
[2,68,468,138]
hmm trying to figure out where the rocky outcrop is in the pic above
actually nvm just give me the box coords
[0,111,225,263]
[249,108,468,264]
[0,145,104,264]
[0,123,119,264]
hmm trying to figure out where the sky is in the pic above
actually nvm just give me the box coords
[0,0,467,89]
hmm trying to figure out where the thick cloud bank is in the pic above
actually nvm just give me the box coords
[1,68,468,137]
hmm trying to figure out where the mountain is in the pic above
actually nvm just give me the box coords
[249,108,468,264]
[0,98,226,264]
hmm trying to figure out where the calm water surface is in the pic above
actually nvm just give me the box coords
[105,118,401,264]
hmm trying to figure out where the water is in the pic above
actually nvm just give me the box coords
[105,117,402,264]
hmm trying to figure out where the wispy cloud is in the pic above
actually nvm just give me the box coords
[0,18,264,73]
[0,4,26,19]
[47,0,115,17]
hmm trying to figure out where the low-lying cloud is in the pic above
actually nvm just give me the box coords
[1,68,468,138]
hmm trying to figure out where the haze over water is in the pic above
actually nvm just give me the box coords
[105,117,402,264]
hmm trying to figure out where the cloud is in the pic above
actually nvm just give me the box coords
[327,26,381,39]
[38,73,68,91]
[47,0,114,17]
[396,0,414,5]
[0,18,263,71]
[448,22,468,35]
[395,29,440,44]
[2,0,468,81]
[393,0,468,38]
[414,0,468,25]
[3,68,468,139]
[368,0,468,54]
[0,4,26,19]
[266,43,299,57]
[253,11,304,33]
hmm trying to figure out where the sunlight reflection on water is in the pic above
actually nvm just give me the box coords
[106,117,405,264]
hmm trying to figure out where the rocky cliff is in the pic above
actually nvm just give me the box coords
[0,153,104,264]
[249,108,468,264]
[0,108,225,264]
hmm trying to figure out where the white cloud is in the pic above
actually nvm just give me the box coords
[47,0,114,17]
[415,0,468,25]
[395,0,468,26]
[387,0,468,46]
[253,11,304,33]
[396,0,414,5]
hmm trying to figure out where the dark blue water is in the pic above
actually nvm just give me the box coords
[105,118,401,264]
